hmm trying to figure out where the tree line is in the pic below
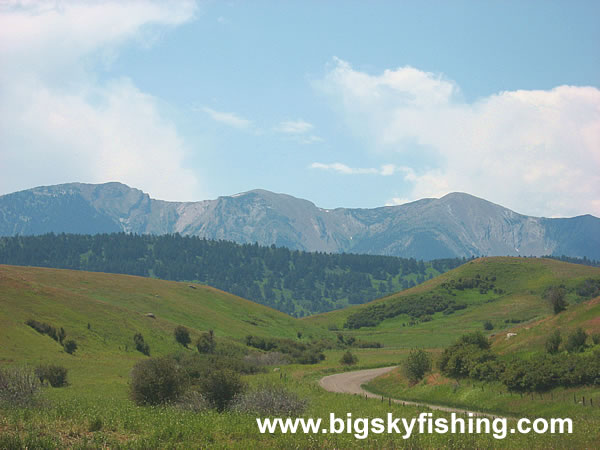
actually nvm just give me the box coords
[0,233,464,316]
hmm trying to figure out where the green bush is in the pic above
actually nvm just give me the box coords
[546,286,568,314]
[63,339,78,354]
[243,352,289,366]
[176,352,263,380]
[483,320,494,331]
[245,335,325,364]
[199,368,245,411]
[58,327,66,345]
[591,333,600,345]
[545,330,561,354]
[130,357,186,405]
[340,350,358,366]
[26,319,59,342]
[174,326,191,348]
[353,340,383,349]
[438,332,492,379]
[565,328,587,353]
[403,349,432,383]
[344,292,469,329]
[133,333,150,356]
[35,365,68,387]
[196,331,215,354]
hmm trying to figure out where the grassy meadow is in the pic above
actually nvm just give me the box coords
[1,258,600,448]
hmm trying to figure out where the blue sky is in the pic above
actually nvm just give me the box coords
[1,1,599,217]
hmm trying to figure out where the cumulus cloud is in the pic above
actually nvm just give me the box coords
[317,58,600,217]
[201,107,252,130]
[0,0,201,201]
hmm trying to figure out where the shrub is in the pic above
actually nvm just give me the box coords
[0,367,40,405]
[545,330,561,354]
[133,333,150,356]
[438,332,492,379]
[483,320,494,331]
[575,278,600,299]
[403,349,432,383]
[340,350,358,366]
[458,331,490,350]
[296,350,325,364]
[199,368,245,411]
[58,327,66,345]
[245,335,325,364]
[354,340,383,349]
[547,287,568,314]
[25,319,59,342]
[232,384,307,415]
[243,352,289,366]
[35,365,68,387]
[469,359,505,382]
[565,328,588,353]
[63,339,78,354]
[175,390,209,413]
[196,331,215,354]
[130,357,186,405]
[592,333,600,345]
[174,326,191,348]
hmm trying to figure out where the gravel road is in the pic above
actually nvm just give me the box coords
[319,366,505,418]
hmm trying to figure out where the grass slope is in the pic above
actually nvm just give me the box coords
[0,264,330,398]
[305,257,600,348]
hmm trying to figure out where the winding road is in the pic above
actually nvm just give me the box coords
[319,366,505,419]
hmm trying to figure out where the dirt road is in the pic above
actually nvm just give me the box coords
[319,366,505,418]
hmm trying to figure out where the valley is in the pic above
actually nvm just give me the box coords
[1,257,599,447]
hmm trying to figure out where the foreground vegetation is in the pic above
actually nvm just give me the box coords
[366,297,600,446]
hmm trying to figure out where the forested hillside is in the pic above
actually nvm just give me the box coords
[0,233,464,316]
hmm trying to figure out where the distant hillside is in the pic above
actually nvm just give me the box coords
[305,257,600,348]
[1,182,599,260]
[0,233,463,316]
[0,264,325,366]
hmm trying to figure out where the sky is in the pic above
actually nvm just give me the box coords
[1,0,599,218]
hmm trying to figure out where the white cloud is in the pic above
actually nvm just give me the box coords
[0,1,201,201]
[276,119,323,144]
[311,162,378,175]
[310,162,412,176]
[300,135,324,144]
[277,119,314,134]
[202,107,252,130]
[317,58,600,217]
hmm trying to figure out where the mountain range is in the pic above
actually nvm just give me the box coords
[1,182,598,260]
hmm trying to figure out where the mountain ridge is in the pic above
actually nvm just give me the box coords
[1,182,599,260]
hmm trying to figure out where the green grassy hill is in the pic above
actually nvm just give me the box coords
[305,257,600,348]
[0,265,329,395]
[366,293,600,421]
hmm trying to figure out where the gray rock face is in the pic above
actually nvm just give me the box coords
[1,182,599,259]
